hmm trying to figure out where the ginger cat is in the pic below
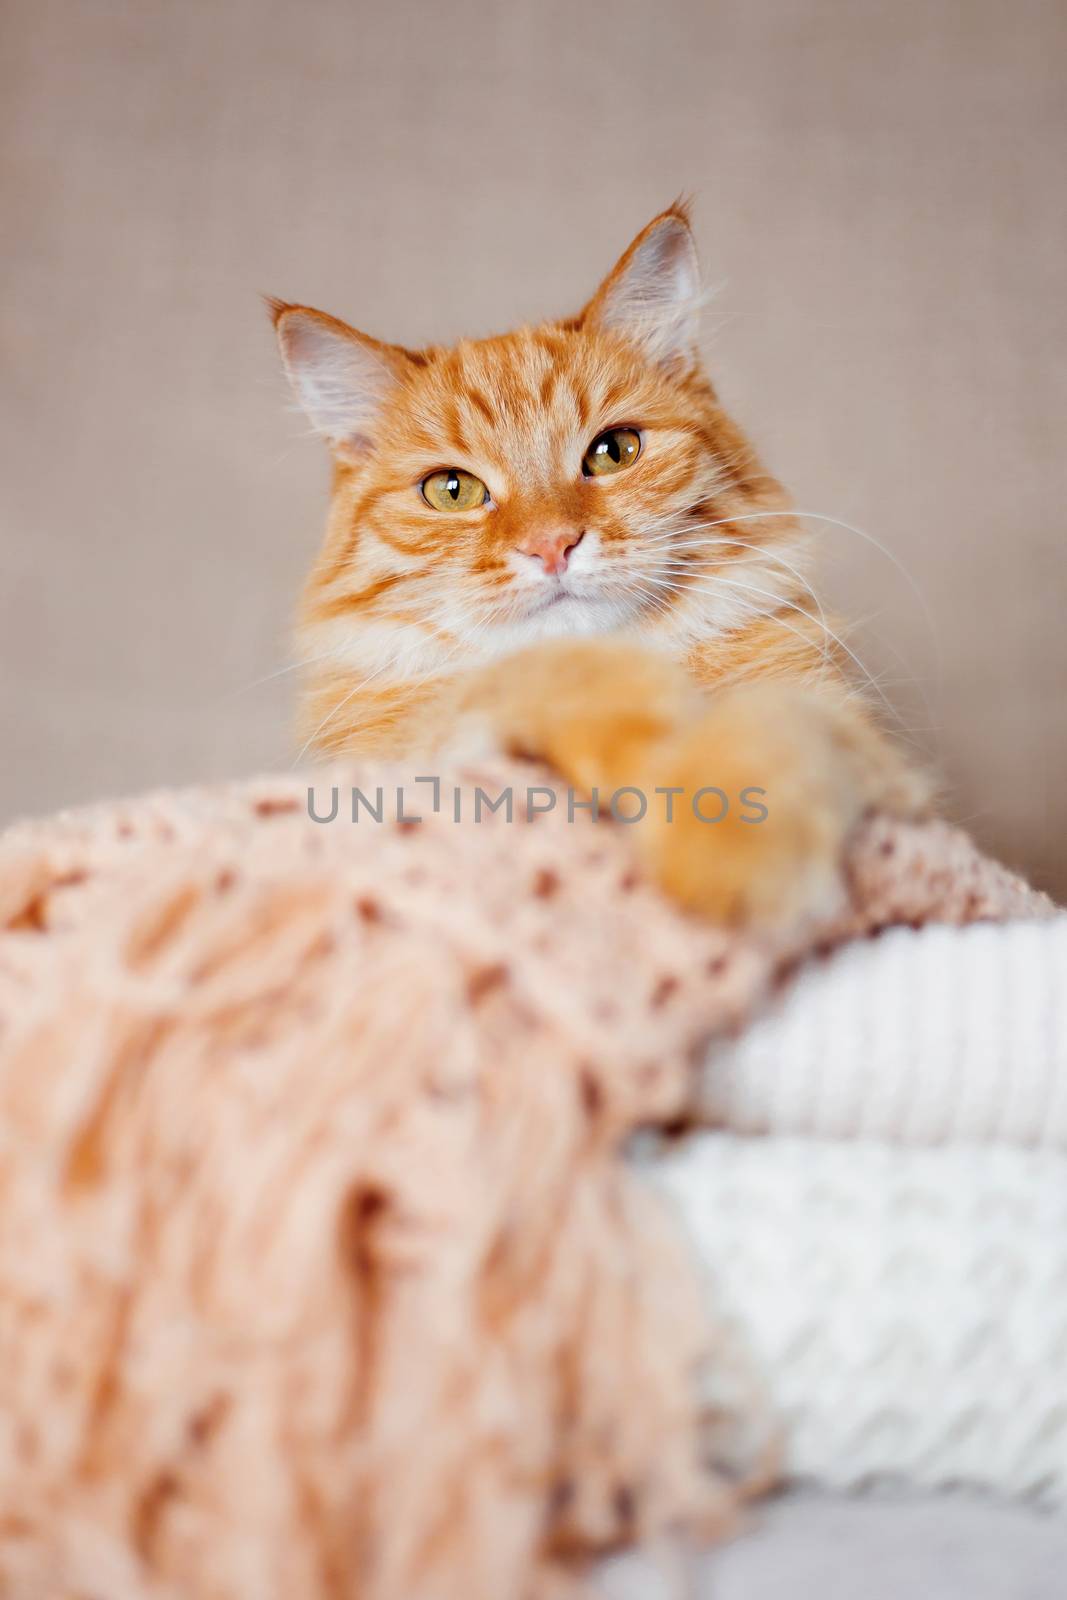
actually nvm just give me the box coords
[272,204,926,926]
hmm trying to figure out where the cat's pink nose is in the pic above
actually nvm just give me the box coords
[515,528,584,576]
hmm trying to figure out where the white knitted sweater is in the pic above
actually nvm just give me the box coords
[650,916,1067,1506]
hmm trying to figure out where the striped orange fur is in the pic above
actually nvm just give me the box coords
[273,205,927,925]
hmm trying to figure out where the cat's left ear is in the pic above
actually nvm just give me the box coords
[581,203,701,373]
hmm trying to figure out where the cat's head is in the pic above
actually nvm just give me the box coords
[273,205,795,677]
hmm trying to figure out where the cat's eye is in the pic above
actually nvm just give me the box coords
[421,468,488,512]
[582,428,641,477]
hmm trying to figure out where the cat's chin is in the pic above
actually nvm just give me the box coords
[503,589,636,645]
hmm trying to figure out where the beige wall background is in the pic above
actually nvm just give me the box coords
[2,0,1065,892]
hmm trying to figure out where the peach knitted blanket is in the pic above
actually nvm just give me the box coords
[0,763,1051,1600]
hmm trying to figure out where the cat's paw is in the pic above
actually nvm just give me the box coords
[640,732,846,928]
[636,687,926,929]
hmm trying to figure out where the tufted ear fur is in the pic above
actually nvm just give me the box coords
[582,204,702,373]
[269,300,412,461]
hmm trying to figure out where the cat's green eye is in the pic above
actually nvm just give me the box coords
[421,468,488,512]
[582,428,641,477]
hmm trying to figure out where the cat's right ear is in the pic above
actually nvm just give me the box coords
[268,300,409,462]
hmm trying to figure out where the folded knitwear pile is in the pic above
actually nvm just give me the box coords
[0,760,1061,1599]
[656,913,1067,1505]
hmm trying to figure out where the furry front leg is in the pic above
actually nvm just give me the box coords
[451,643,929,928]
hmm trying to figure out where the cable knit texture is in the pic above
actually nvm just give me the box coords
[0,763,1055,1599]
[651,1139,1067,1505]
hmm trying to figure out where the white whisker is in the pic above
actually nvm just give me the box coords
[640,507,938,670]
[291,654,404,767]
[636,567,902,723]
